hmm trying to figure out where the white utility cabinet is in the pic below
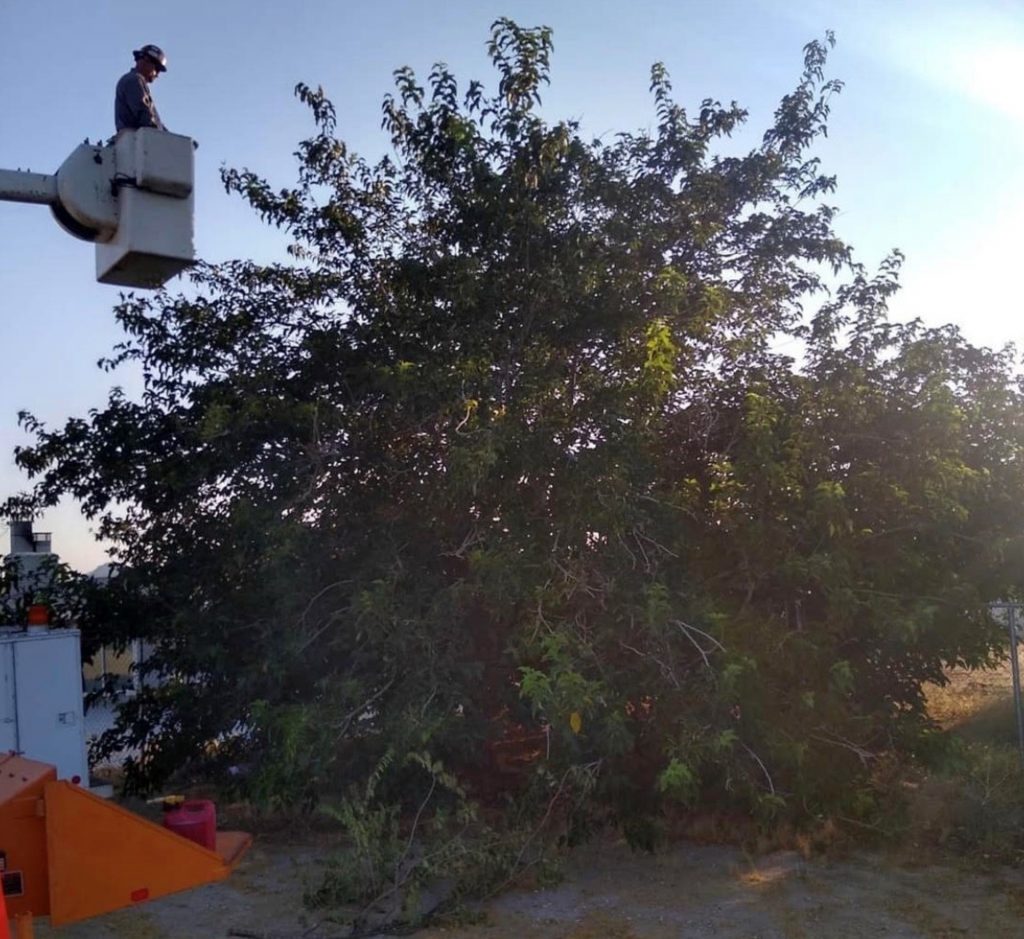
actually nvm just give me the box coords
[0,627,88,781]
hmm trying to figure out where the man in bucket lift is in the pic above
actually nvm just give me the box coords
[115,44,168,133]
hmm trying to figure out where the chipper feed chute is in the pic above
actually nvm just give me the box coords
[0,753,251,931]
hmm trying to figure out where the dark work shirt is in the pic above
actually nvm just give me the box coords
[114,69,165,132]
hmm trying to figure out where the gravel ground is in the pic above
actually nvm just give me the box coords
[29,835,1024,938]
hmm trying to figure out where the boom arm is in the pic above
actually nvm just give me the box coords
[0,169,58,206]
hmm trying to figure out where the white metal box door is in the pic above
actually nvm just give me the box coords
[0,640,15,751]
[12,631,88,780]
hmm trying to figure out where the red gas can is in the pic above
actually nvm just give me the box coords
[163,799,217,851]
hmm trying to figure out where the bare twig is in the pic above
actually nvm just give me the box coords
[550,554,599,598]
[632,532,652,571]
[810,731,876,767]
[634,527,679,559]
[638,493,698,519]
[479,761,602,903]
[396,774,437,889]
[454,398,476,434]
[350,822,473,938]
[672,619,724,670]
[295,611,344,656]
[441,526,482,559]
[616,532,639,569]
[332,677,396,744]
[740,742,775,795]
[835,813,908,834]
[419,685,437,719]
[297,580,348,628]
[509,765,573,875]
[618,640,682,689]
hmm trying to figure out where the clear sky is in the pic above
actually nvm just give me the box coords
[1,0,1022,572]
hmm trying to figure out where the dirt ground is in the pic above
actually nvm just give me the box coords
[29,834,1024,939]
[29,662,1024,938]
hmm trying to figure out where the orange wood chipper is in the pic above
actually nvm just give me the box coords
[0,752,251,936]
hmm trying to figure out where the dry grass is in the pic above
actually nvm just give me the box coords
[903,655,1024,866]
[924,658,1018,739]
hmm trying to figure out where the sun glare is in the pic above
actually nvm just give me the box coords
[949,40,1024,128]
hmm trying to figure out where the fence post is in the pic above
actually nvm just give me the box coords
[1007,604,1024,767]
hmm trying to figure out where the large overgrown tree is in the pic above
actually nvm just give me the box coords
[6,20,1024,860]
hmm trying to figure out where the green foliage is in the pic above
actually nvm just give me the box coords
[0,554,120,668]
[907,739,1024,864]
[4,19,1024,895]
[306,750,566,931]
[242,700,335,811]
[945,744,1024,861]
[0,555,89,627]
[656,757,699,805]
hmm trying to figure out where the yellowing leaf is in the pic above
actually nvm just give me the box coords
[569,711,582,734]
